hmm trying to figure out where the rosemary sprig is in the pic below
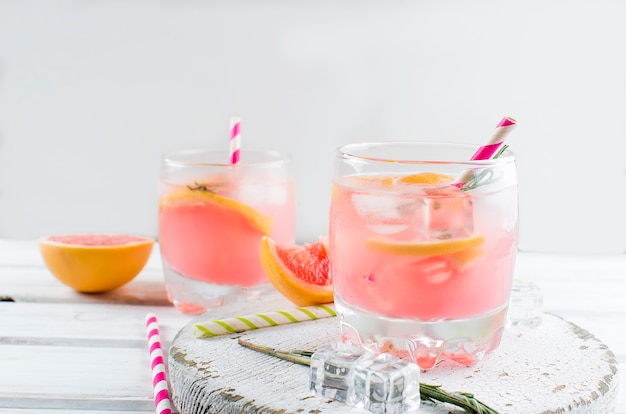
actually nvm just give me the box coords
[238,339,314,366]
[238,339,499,414]
[187,181,221,192]
[419,383,499,414]
[460,144,509,192]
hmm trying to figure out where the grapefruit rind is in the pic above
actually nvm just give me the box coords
[365,235,484,256]
[347,172,455,189]
[398,172,455,185]
[259,236,333,306]
[39,234,154,293]
[159,190,272,235]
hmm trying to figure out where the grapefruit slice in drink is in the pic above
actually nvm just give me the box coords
[259,236,333,306]
[365,235,484,256]
[159,188,273,285]
[39,234,154,293]
[159,189,273,235]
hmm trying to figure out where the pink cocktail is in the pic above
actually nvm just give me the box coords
[159,149,296,314]
[329,142,518,369]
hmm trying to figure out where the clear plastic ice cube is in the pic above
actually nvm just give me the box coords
[352,352,421,413]
[508,280,543,328]
[310,343,364,402]
[310,343,421,413]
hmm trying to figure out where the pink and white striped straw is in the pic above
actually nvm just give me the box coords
[469,116,517,161]
[454,116,517,187]
[145,313,173,414]
[229,116,241,165]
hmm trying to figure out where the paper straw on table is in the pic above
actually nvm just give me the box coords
[229,116,241,165]
[145,313,173,414]
[193,303,337,338]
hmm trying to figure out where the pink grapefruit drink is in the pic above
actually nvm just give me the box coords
[329,142,518,369]
[159,149,296,314]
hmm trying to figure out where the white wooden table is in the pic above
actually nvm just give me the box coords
[1,239,624,413]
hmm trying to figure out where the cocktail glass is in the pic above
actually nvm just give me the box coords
[329,141,518,369]
[159,149,296,314]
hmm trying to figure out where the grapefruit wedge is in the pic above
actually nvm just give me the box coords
[39,234,154,293]
[259,236,333,306]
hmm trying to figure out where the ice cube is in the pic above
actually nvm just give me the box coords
[423,195,474,239]
[310,343,364,402]
[351,352,421,414]
[310,343,421,413]
[351,194,415,235]
[235,184,267,206]
[351,194,404,220]
[508,280,543,328]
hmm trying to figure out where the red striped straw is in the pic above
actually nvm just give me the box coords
[145,313,173,414]
[229,116,241,165]
[469,116,517,161]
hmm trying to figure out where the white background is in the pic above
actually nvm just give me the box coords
[1,1,625,253]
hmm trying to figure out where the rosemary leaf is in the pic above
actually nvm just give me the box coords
[187,181,219,193]
[460,144,509,192]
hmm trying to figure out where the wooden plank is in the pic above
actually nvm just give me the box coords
[0,411,153,414]
[618,366,626,414]
[0,345,154,411]
[0,267,171,306]
[545,311,626,357]
[0,302,192,344]
[0,301,189,413]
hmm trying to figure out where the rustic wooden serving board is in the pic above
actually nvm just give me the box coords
[168,293,618,414]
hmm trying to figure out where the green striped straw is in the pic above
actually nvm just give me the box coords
[193,304,337,338]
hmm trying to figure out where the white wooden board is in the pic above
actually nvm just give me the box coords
[169,293,619,413]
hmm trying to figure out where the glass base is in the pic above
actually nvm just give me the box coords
[335,297,508,370]
[162,262,273,315]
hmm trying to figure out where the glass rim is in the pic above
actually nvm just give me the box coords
[336,141,515,166]
[162,148,292,168]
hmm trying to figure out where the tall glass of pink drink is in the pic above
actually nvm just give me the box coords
[159,149,296,314]
[329,142,518,369]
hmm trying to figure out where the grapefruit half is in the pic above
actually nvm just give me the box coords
[39,234,154,293]
[259,236,333,306]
